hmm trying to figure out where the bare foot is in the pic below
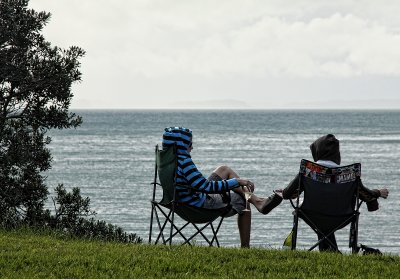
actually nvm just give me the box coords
[249,195,268,212]
[250,193,283,215]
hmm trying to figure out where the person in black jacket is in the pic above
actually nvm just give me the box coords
[277,134,389,251]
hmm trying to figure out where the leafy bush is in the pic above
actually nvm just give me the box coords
[47,185,142,244]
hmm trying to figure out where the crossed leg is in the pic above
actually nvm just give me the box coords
[211,165,281,248]
[212,165,280,212]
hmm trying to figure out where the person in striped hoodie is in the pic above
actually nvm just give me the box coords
[162,126,282,248]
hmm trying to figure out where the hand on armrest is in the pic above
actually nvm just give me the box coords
[273,189,283,198]
[379,188,389,199]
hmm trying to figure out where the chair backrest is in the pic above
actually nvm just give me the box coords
[156,145,177,205]
[299,160,361,216]
[155,144,225,223]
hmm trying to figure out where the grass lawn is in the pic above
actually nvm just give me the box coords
[1,229,399,278]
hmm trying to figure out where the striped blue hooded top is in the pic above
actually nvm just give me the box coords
[162,127,239,207]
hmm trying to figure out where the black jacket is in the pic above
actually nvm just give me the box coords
[282,134,381,211]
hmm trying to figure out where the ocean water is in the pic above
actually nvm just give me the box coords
[47,110,400,254]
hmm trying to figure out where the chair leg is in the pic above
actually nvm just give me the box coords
[162,217,224,247]
[349,215,359,254]
[313,232,339,252]
[301,212,356,253]
[169,208,175,246]
[210,217,225,247]
[291,211,299,250]
[154,205,191,245]
[154,209,170,245]
[181,222,216,246]
[165,222,191,244]
[300,214,339,252]
[149,200,162,244]
[149,202,155,244]
[150,204,225,247]
[154,205,185,245]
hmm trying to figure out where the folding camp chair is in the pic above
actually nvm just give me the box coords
[290,159,363,253]
[148,144,231,247]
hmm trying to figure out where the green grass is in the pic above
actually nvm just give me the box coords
[1,229,399,278]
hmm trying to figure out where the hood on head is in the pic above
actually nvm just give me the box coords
[162,127,192,156]
[310,134,341,165]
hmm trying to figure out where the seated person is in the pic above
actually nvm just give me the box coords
[162,127,282,248]
[277,134,389,251]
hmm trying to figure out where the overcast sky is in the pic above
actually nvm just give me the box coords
[28,0,400,109]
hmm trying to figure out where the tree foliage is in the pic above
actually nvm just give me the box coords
[0,0,142,243]
[0,0,83,225]
[0,1,142,244]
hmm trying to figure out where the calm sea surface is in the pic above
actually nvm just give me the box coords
[47,110,400,254]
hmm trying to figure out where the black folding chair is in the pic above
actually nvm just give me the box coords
[290,159,363,253]
[149,145,231,247]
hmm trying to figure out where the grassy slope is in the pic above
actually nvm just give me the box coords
[0,230,399,278]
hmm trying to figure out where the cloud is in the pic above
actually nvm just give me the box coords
[29,1,400,79]
[136,13,400,78]
[28,1,400,109]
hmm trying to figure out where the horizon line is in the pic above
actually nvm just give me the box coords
[69,107,400,111]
